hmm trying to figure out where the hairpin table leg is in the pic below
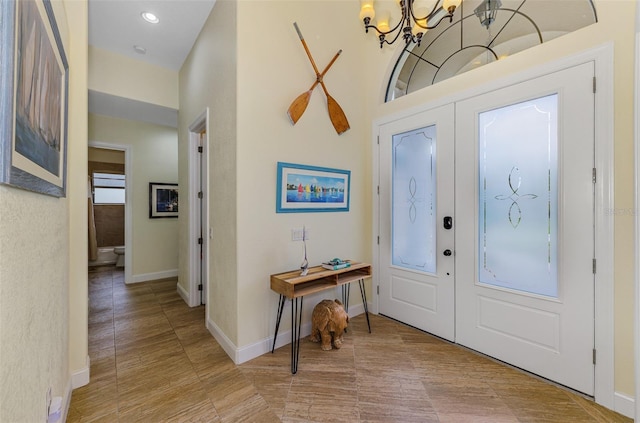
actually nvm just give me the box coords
[291,297,303,374]
[358,278,371,333]
[271,294,286,353]
[341,284,351,312]
[341,284,351,332]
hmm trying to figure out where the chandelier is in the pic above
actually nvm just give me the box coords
[360,0,463,48]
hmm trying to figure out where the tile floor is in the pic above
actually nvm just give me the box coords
[67,266,632,422]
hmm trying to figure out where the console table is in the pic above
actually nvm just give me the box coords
[270,262,372,374]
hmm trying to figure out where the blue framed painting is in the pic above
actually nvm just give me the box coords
[276,162,350,213]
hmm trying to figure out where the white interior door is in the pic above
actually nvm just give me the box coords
[378,105,455,341]
[455,62,595,395]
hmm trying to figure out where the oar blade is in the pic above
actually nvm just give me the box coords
[326,94,350,135]
[287,90,312,125]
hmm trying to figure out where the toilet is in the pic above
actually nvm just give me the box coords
[113,246,125,268]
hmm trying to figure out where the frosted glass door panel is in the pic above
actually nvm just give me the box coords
[392,126,436,273]
[379,104,455,341]
[478,94,558,297]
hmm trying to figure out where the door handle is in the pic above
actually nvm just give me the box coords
[443,216,453,230]
[443,249,452,256]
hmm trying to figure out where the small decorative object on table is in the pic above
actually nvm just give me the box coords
[322,258,350,271]
[310,299,349,351]
[300,225,309,276]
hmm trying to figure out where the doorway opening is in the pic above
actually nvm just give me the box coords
[88,142,133,284]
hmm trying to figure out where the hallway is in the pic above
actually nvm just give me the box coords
[68,266,632,422]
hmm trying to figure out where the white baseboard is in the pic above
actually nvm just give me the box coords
[345,302,368,321]
[71,355,90,389]
[204,303,368,365]
[613,391,635,419]
[206,317,239,364]
[60,379,72,423]
[176,282,189,305]
[237,302,369,364]
[237,321,314,365]
[129,269,178,284]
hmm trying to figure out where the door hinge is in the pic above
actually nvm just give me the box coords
[198,284,203,291]
[592,76,596,94]
[592,168,596,184]
[377,135,380,145]
[376,285,379,295]
[377,236,380,245]
[198,237,203,245]
[377,185,379,195]
[198,146,203,153]
[593,348,596,365]
[592,258,596,274]
[198,191,203,199]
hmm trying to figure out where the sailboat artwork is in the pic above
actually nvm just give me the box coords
[276,162,351,213]
[0,0,68,197]
[15,0,65,176]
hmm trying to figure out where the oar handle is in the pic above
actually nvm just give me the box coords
[293,22,321,76]
[293,22,304,40]
[322,50,342,76]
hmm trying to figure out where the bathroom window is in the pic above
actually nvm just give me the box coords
[93,172,125,204]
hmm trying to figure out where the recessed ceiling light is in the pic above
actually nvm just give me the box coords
[141,11,159,24]
[133,45,147,55]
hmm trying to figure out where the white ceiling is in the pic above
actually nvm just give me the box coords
[88,0,215,126]
[88,0,216,71]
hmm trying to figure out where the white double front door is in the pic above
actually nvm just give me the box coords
[378,62,595,395]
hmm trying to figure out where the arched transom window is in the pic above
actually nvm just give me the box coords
[385,0,597,102]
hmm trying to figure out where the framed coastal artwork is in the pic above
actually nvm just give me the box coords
[149,183,179,218]
[0,0,69,197]
[276,162,350,213]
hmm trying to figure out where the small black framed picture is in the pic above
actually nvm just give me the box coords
[149,182,178,218]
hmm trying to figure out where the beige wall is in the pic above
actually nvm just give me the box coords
[179,0,239,342]
[179,0,370,348]
[0,0,88,421]
[89,114,179,279]
[235,0,370,347]
[89,46,179,109]
[362,0,636,398]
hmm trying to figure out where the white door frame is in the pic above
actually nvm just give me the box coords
[88,141,133,285]
[188,109,210,307]
[372,44,615,410]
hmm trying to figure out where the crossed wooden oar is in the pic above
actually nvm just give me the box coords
[287,22,350,135]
